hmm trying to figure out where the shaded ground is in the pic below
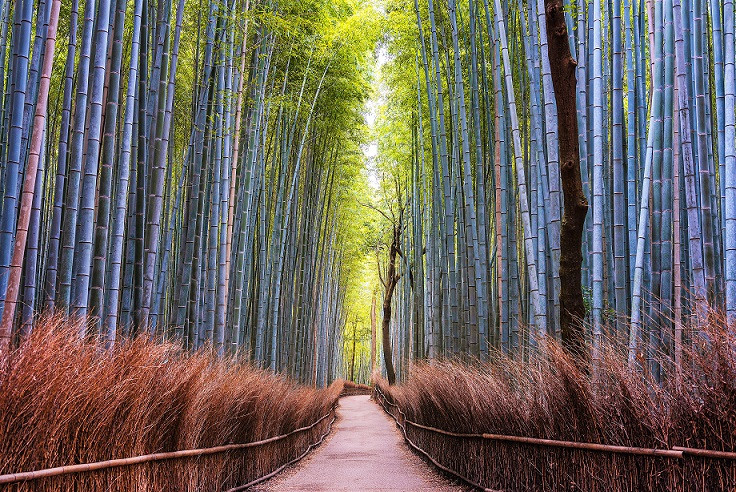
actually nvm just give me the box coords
[252,394,467,491]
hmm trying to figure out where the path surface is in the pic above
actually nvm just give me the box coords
[253,395,466,491]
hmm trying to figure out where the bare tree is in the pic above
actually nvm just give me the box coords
[370,290,377,375]
[364,192,405,385]
[378,207,404,385]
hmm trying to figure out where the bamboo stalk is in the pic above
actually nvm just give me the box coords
[0,0,60,349]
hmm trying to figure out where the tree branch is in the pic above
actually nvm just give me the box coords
[358,199,393,222]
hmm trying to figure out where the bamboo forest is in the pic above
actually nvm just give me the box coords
[0,0,735,488]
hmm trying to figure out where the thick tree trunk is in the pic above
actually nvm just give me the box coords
[382,297,396,385]
[370,291,377,374]
[350,323,356,382]
[382,224,401,385]
[545,0,588,356]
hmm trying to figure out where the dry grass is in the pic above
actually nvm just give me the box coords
[378,320,736,491]
[340,380,372,396]
[0,317,342,491]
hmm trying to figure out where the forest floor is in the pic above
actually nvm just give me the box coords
[252,394,467,491]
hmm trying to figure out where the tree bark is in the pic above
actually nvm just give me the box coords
[349,318,357,381]
[545,0,588,356]
[370,291,377,374]
[382,222,401,385]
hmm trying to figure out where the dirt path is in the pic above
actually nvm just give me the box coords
[252,394,467,491]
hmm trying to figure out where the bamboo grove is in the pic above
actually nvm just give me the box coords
[375,0,735,380]
[0,0,378,385]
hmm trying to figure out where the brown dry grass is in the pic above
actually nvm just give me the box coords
[0,317,342,491]
[340,380,372,396]
[378,320,736,491]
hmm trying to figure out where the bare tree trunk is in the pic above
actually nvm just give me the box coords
[545,0,589,356]
[382,221,401,385]
[382,299,396,385]
[370,291,377,374]
[350,319,357,382]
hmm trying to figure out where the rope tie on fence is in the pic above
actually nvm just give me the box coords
[0,404,337,485]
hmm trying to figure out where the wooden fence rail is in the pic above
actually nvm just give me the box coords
[374,385,492,490]
[0,406,336,486]
[374,385,736,491]
[374,385,736,461]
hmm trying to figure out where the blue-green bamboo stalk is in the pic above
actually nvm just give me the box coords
[70,0,115,320]
[648,0,665,374]
[709,0,725,239]
[56,0,96,311]
[629,76,661,366]
[0,0,61,348]
[215,24,234,353]
[19,0,51,170]
[591,0,604,352]
[692,0,717,302]
[522,0,548,338]
[624,0,637,294]
[205,54,223,342]
[20,127,46,336]
[494,0,544,334]
[661,0,675,334]
[43,0,78,311]
[433,0,456,354]
[142,0,185,328]
[414,0,442,356]
[0,0,10,158]
[611,0,627,331]
[468,0,489,355]
[724,0,735,318]
[448,0,480,352]
[673,0,708,321]
[535,0,561,334]
[0,0,34,312]
[90,0,128,327]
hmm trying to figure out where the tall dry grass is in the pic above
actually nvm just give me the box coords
[340,380,372,396]
[378,320,736,491]
[0,317,342,491]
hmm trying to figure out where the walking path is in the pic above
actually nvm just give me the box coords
[253,395,466,491]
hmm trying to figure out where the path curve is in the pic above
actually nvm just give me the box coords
[252,394,467,491]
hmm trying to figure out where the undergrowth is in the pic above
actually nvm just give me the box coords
[378,320,736,491]
[0,317,342,491]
